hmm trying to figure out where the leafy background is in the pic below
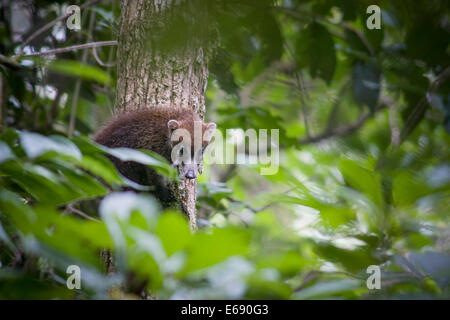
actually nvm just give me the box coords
[0,0,449,299]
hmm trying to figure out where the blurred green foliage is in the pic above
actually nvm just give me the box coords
[0,0,449,299]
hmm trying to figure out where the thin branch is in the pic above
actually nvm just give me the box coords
[226,187,295,213]
[46,88,63,131]
[295,71,311,137]
[274,7,375,56]
[218,164,237,182]
[69,10,96,138]
[388,97,401,147]
[16,41,118,58]
[294,271,320,292]
[66,204,100,222]
[239,65,273,107]
[92,46,117,67]
[325,80,350,132]
[399,66,450,144]
[299,100,389,144]
[0,53,22,69]
[226,196,268,214]
[102,16,118,116]
[17,0,99,56]
[299,112,370,144]
[340,22,375,56]
[284,38,311,138]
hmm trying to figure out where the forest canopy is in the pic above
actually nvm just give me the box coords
[0,0,449,300]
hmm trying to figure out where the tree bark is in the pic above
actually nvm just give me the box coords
[116,0,212,229]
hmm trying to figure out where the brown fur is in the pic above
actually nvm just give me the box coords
[94,106,204,161]
[93,106,213,202]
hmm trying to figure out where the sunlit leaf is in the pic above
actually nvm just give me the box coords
[48,60,112,85]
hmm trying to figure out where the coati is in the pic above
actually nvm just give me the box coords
[93,105,216,203]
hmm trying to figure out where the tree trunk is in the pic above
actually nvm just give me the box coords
[115,0,212,229]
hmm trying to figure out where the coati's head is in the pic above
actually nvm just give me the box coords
[167,118,216,180]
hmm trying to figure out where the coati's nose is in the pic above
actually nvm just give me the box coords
[185,170,196,179]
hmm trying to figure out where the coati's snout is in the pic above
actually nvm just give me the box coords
[185,170,196,179]
[168,119,216,180]
[182,162,198,180]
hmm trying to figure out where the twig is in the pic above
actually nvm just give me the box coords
[294,271,320,291]
[399,66,450,144]
[239,66,273,107]
[226,187,295,213]
[17,0,99,56]
[284,38,311,137]
[325,80,350,132]
[340,22,375,56]
[46,89,63,131]
[16,41,118,58]
[299,112,371,144]
[102,13,118,115]
[0,53,22,69]
[226,196,267,213]
[69,10,96,138]
[388,97,401,147]
[299,99,389,144]
[274,6,375,56]
[92,46,117,67]
[66,204,100,222]
[218,164,237,182]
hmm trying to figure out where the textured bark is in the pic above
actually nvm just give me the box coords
[116,0,211,228]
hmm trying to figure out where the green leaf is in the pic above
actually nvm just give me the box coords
[156,212,191,256]
[246,274,292,299]
[315,242,381,273]
[1,161,84,205]
[100,192,159,225]
[292,279,362,299]
[104,147,177,180]
[337,0,357,21]
[256,251,308,277]
[0,190,111,267]
[46,161,107,199]
[351,61,380,112]
[48,60,112,85]
[182,227,251,274]
[0,271,75,300]
[0,141,14,164]
[78,154,124,185]
[32,206,112,266]
[210,48,238,94]
[73,136,176,183]
[392,171,432,207]
[253,12,283,65]
[99,192,160,251]
[198,182,233,202]
[19,131,82,160]
[319,206,356,228]
[296,22,336,84]
[72,136,106,155]
[339,158,383,209]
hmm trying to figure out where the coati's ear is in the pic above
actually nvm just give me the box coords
[167,120,179,131]
[204,122,216,143]
[206,122,216,133]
